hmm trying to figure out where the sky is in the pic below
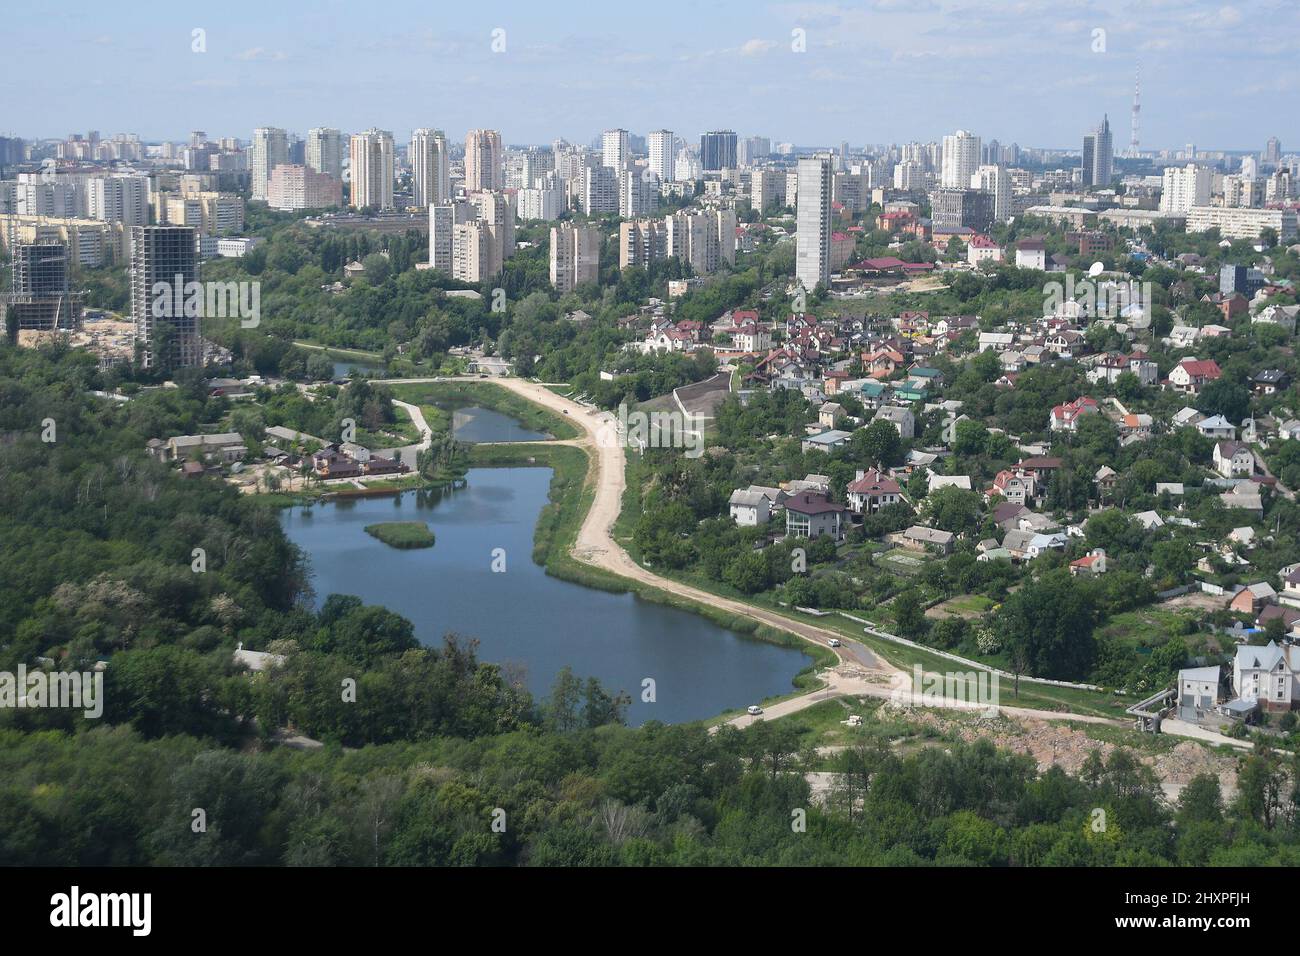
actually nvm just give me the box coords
[2,0,1295,152]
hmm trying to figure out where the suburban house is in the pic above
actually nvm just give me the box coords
[873,405,915,439]
[893,525,955,554]
[1002,528,1068,561]
[1213,441,1256,478]
[801,429,853,453]
[1196,415,1237,441]
[1252,369,1289,395]
[1069,548,1108,576]
[967,234,1003,265]
[1087,352,1159,386]
[987,469,1037,506]
[1278,566,1300,609]
[729,487,781,526]
[1167,357,1222,394]
[1050,396,1100,432]
[1229,582,1277,615]
[784,493,846,541]
[818,402,846,429]
[733,321,771,353]
[1015,239,1047,270]
[1233,641,1299,712]
[845,468,904,515]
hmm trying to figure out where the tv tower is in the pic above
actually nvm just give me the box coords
[1127,65,1141,158]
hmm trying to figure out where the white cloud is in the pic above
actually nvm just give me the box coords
[739,38,777,56]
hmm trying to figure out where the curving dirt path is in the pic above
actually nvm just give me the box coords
[385,376,1125,730]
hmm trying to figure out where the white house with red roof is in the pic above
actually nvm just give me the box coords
[1050,395,1100,432]
[845,468,904,515]
[1168,357,1222,394]
[966,234,1003,266]
[987,468,1037,505]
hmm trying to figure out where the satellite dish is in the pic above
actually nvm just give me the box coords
[1088,261,1104,278]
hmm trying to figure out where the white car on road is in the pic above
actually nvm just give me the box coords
[746,705,763,716]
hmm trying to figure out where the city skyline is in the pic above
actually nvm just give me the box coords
[4,0,1297,150]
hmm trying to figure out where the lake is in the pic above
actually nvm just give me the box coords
[280,468,808,725]
[448,405,549,443]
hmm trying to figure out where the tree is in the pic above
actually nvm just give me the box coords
[926,486,983,535]
[997,569,1098,680]
[855,419,902,467]
[893,589,928,638]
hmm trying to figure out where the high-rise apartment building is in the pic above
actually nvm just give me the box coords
[582,165,618,214]
[602,129,629,171]
[647,130,675,182]
[894,160,925,191]
[409,128,449,207]
[464,129,504,192]
[251,127,288,201]
[941,130,981,189]
[428,201,475,273]
[1160,164,1212,213]
[89,175,150,226]
[750,168,787,213]
[971,165,1011,222]
[666,208,737,274]
[549,222,601,293]
[474,190,515,270]
[795,156,831,291]
[267,165,343,210]
[619,218,667,270]
[619,170,656,218]
[349,129,395,210]
[516,186,564,221]
[700,131,737,171]
[306,128,343,181]
[452,220,494,284]
[739,136,770,167]
[131,225,200,369]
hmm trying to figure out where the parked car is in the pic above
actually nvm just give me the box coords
[746,705,762,716]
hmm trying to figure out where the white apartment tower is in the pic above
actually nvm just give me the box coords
[306,128,343,181]
[941,130,981,189]
[349,129,395,210]
[251,127,289,201]
[89,174,150,226]
[795,156,831,291]
[410,128,449,207]
[602,129,629,171]
[648,130,675,182]
[1161,164,1212,214]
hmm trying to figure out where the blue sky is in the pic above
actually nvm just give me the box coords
[2,0,1294,151]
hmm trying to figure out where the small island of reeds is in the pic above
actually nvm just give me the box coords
[364,521,436,549]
